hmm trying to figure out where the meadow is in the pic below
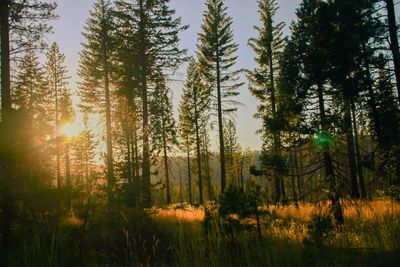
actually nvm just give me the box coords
[152,200,400,267]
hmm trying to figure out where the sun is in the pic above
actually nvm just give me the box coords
[60,121,83,139]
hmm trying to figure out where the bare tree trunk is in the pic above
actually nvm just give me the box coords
[344,98,360,199]
[194,90,203,204]
[101,21,114,201]
[216,48,226,193]
[351,100,366,198]
[186,139,192,204]
[0,1,13,264]
[317,83,344,224]
[385,0,400,103]
[294,142,303,200]
[139,0,151,206]
[65,142,72,211]
[161,114,171,204]
[203,131,214,200]
[126,121,133,185]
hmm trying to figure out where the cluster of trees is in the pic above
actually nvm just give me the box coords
[1,1,252,257]
[249,0,400,223]
[1,0,400,264]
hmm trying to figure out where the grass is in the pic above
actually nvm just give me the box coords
[153,199,400,266]
[6,200,400,266]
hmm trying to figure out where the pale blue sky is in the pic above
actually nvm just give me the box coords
[47,0,301,151]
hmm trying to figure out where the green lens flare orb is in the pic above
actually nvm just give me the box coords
[313,131,332,149]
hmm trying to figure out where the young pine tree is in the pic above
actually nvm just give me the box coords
[13,47,51,181]
[45,42,71,188]
[179,58,209,204]
[150,78,177,204]
[197,0,242,193]
[79,0,116,200]
[248,0,286,202]
[114,0,187,206]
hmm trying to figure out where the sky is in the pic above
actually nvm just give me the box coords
[46,0,302,152]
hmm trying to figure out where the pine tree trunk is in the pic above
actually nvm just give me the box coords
[103,56,114,201]
[362,42,383,144]
[139,0,151,206]
[161,115,171,204]
[132,112,140,181]
[126,122,133,185]
[0,0,13,264]
[65,142,72,210]
[317,83,344,224]
[194,94,203,204]
[295,144,303,201]
[385,0,400,103]
[204,132,214,201]
[351,100,366,198]
[216,49,226,193]
[268,45,282,203]
[344,98,360,199]
[289,148,298,205]
[55,81,61,188]
[186,138,192,204]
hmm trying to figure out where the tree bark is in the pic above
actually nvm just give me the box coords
[0,0,13,264]
[139,0,151,206]
[216,48,226,193]
[317,83,344,224]
[161,113,171,204]
[351,100,366,198]
[186,138,192,204]
[194,87,203,204]
[385,0,400,103]
[344,98,360,199]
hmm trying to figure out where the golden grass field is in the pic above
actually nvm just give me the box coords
[154,199,400,223]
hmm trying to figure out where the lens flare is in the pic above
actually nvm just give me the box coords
[60,121,82,139]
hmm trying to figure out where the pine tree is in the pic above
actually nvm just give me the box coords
[114,0,187,205]
[197,0,242,193]
[178,92,195,204]
[248,0,286,202]
[384,0,400,102]
[179,58,209,204]
[150,78,177,204]
[45,42,71,188]
[13,47,51,181]
[223,120,241,187]
[279,0,344,223]
[71,115,97,199]
[79,0,116,200]
[1,1,56,263]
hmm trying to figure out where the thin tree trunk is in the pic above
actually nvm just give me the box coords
[240,155,245,193]
[204,131,214,200]
[344,98,360,199]
[317,83,344,224]
[0,1,13,264]
[289,148,298,206]
[362,42,383,144]
[295,144,303,201]
[139,0,151,206]
[65,142,72,210]
[351,100,366,198]
[194,90,203,204]
[126,121,133,185]
[55,76,61,188]
[216,48,226,193]
[268,38,282,203]
[104,63,114,193]
[385,0,400,103]
[161,115,171,204]
[186,138,192,204]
